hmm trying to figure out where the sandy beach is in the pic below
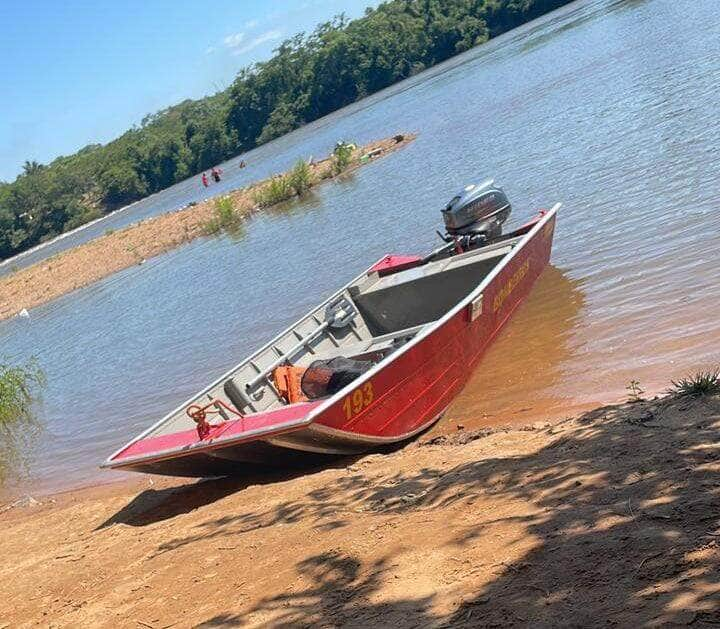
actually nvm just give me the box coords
[0,134,415,322]
[1,391,718,627]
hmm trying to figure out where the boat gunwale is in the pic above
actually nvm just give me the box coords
[102,204,560,469]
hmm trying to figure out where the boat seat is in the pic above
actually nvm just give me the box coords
[294,338,391,367]
[294,322,428,366]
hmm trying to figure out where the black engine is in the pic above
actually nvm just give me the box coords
[441,180,511,241]
[425,181,511,262]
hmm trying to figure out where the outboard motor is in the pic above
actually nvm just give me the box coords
[422,180,513,264]
[439,180,511,249]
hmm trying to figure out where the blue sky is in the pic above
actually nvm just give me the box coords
[0,0,381,182]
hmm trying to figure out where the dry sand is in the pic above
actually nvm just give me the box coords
[1,392,719,627]
[0,135,415,322]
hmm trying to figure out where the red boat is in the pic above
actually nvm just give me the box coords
[103,182,560,477]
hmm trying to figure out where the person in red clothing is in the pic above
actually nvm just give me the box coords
[201,172,209,187]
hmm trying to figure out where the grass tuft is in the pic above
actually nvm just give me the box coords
[626,379,644,403]
[288,159,312,195]
[252,175,294,208]
[669,369,720,398]
[204,195,242,235]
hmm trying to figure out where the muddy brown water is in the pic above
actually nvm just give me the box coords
[1,0,719,495]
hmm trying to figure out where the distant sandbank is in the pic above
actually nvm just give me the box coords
[0,134,415,322]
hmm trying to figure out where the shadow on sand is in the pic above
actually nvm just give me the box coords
[187,393,720,627]
[98,430,417,530]
[96,457,365,530]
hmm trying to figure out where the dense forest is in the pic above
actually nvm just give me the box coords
[0,0,572,259]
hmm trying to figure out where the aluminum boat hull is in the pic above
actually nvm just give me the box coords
[103,206,558,477]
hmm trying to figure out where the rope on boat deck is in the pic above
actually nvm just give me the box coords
[186,399,243,439]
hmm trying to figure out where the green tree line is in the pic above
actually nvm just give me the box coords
[0,0,572,260]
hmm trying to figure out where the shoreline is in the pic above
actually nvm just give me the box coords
[1,391,718,625]
[0,386,648,503]
[0,197,144,272]
[0,134,415,322]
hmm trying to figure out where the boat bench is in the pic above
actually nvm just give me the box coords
[294,322,428,366]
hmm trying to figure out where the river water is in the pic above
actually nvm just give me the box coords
[1,0,719,495]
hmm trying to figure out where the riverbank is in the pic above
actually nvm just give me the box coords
[1,390,718,626]
[0,134,415,322]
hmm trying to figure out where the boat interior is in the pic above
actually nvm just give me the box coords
[134,233,526,441]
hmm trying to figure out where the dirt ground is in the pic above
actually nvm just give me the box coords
[0,134,415,322]
[1,392,719,627]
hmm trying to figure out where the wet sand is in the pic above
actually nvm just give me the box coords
[0,135,415,322]
[1,392,719,627]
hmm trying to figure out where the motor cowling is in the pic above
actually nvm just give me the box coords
[441,180,511,242]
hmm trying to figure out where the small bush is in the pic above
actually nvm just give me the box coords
[626,379,644,403]
[288,159,312,195]
[252,175,294,207]
[0,358,45,426]
[0,357,46,482]
[669,369,720,397]
[205,195,241,234]
[214,196,236,222]
[331,142,355,175]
